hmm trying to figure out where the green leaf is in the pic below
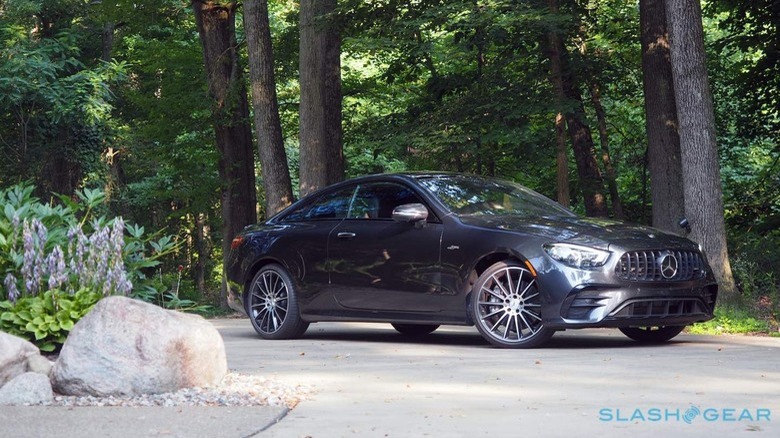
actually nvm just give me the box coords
[4,204,15,221]
[60,320,74,331]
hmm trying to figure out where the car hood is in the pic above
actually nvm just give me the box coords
[458,214,698,251]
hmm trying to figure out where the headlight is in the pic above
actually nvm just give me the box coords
[543,243,610,268]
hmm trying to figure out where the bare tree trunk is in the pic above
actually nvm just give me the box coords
[554,113,570,207]
[588,81,624,219]
[299,0,344,196]
[545,0,607,217]
[192,0,258,308]
[101,22,115,62]
[244,0,295,216]
[664,0,736,299]
[193,212,210,297]
[640,0,685,233]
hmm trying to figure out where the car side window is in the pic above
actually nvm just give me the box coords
[282,186,355,222]
[347,183,427,220]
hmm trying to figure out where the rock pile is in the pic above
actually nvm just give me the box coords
[0,333,54,405]
[0,296,228,404]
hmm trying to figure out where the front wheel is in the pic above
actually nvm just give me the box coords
[619,326,685,344]
[247,264,309,339]
[471,261,554,348]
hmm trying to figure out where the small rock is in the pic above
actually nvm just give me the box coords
[0,331,40,387]
[0,372,53,405]
[26,354,54,377]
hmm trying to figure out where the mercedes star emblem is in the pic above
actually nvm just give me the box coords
[660,254,679,279]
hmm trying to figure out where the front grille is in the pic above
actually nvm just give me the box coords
[610,298,709,319]
[615,250,705,281]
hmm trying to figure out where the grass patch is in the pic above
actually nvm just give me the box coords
[688,306,775,335]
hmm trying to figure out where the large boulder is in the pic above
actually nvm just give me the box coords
[0,331,40,387]
[51,296,227,396]
[0,372,53,405]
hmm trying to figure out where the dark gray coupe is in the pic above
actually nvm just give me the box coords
[226,173,717,348]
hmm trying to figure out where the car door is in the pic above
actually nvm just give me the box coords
[271,185,356,312]
[327,182,448,313]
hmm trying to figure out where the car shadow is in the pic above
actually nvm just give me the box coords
[219,320,698,349]
[297,326,682,350]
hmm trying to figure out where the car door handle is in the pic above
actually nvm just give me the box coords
[337,232,356,239]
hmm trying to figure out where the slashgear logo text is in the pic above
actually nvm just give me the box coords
[599,406,772,424]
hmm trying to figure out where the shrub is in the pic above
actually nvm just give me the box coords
[0,182,180,349]
[0,289,101,352]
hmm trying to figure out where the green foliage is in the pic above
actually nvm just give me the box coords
[338,0,560,180]
[688,307,773,336]
[0,181,186,348]
[0,289,101,352]
[133,280,211,315]
[0,14,126,190]
[709,0,780,140]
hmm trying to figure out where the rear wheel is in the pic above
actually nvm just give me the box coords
[471,261,553,348]
[247,264,309,339]
[391,323,439,337]
[619,326,685,343]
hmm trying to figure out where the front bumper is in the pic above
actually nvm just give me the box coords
[531,251,718,330]
[542,282,718,329]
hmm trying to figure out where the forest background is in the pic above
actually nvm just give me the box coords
[0,0,777,334]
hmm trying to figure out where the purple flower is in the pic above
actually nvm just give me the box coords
[21,220,40,296]
[46,245,67,290]
[4,274,19,303]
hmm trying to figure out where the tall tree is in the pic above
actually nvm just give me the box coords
[664,0,736,298]
[299,0,344,196]
[640,0,685,233]
[588,80,624,219]
[244,0,295,216]
[192,0,258,304]
[554,113,570,207]
[544,0,608,217]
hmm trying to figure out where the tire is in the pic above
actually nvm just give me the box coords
[619,326,685,344]
[246,264,309,339]
[471,261,554,348]
[391,323,439,337]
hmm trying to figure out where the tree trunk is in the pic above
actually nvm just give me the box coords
[193,212,209,296]
[554,113,570,207]
[664,0,736,299]
[101,22,115,62]
[244,0,295,216]
[192,0,258,307]
[544,0,607,217]
[589,81,624,219]
[640,0,685,234]
[299,0,344,196]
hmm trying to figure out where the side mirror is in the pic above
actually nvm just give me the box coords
[679,217,691,234]
[392,203,429,225]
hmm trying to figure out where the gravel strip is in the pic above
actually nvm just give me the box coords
[37,372,312,409]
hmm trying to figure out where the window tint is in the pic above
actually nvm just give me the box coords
[348,183,425,220]
[282,186,355,222]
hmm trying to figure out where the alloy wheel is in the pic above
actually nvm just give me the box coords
[472,262,553,348]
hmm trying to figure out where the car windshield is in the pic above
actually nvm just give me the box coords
[418,175,576,218]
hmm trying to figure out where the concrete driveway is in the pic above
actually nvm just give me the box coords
[214,319,780,437]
